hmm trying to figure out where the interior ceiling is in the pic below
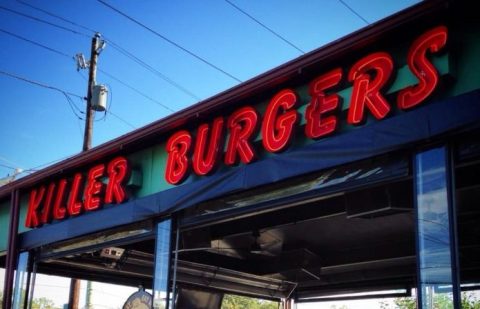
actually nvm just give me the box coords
[37,179,418,298]
[34,146,480,300]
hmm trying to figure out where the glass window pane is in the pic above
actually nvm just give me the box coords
[1,267,4,309]
[12,252,29,309]
[415,146,458,308]
[456,136,480,309]
[153,219,172,309]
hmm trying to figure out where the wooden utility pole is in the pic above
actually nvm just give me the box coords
[82,32,101,151]
[67,279,81,309]
[68,32,102,309]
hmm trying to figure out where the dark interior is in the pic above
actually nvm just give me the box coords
[31,136,480,303]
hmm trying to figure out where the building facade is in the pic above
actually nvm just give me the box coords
[1,1,479,308]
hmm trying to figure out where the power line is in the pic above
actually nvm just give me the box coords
[98,68,175,112]
[105,39,201,101]
[0,70,134,129]
[338,0,370,25]
[224,0,304,54]
[0,163,17,171]
[0,28,72,59]
[62,92,85,120]
[0,5,90,38]
[0,0,201,101]
[27,154,73,172]
[107,110,136,129]
[0,69,84,99]
[0,69,85,121]
[1,27,178,113]
[0,156,23,169]
[6,1,201,102]
[96,0,242,82]
[16,0,98,34]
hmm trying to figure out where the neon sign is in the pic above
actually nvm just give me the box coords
[25,156,130,228]
[165,26,448,185]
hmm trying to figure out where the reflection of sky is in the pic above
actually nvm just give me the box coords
[416,148,453,285]
[154,220,171,304]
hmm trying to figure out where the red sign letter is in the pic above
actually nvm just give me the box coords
[225,106,259,165]
[105,156,130,204]
[67,173,84,216]
[305,68,343,139]
[193,117,224,176]
[53,179,68,220]
[165,131,192,185]
[398,26,448,110]
[84,164,105,211]
[25,186,45,228]
[262,89,299,153]
[348,52,394,125]
[40,183,56,225]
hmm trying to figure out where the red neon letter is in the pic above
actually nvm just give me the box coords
[40,183,56,225]
[225,106,259,165]
[165,131,192,185]
[25,186,45,228]
[105,156,130,203]
[347,52,394,125]
[84,164,105,211]
[67,173,83,216]
[398,26,448,110]
[262,89,299,153]
[305,68,343,139]
[53,179,68,220]
[193,117,224,176]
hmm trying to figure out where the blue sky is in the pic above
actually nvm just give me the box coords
[0,0,420,179]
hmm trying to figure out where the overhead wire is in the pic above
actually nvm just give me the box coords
[0,4,91,38]
[0,69,84,121]
[0,155,23,169]
[0,70,134,130]
[105,39,201,101]
[107,110,136,129]
[98,68,175,112]
[338,0,370,25]
[15,0,98,33]
[0,27,176,114]
[0,163,17,171]
[62,92,85,120]
[27,154,74,172]
[224,0,305,54]
[95,0,242,82]
[0,28,72,59]
[0,69,84,100]
[9,1,201,102]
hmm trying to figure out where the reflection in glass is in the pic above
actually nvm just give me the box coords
[0,267,4,294]
[153,219,172,309]
[415,146,458,308]
[12,252,29,309]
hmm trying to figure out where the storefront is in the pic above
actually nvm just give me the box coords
[1,1,479,308]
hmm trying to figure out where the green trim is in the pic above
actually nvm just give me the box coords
[0,200,10,251]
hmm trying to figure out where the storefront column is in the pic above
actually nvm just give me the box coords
[414,146,460,309]
[153,218,173,309]
[2,190,19,309]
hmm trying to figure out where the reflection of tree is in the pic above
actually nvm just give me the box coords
[7,290,61,309]
[221,294,278,309]
[390,292,480,309]
[31,297,59,309]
